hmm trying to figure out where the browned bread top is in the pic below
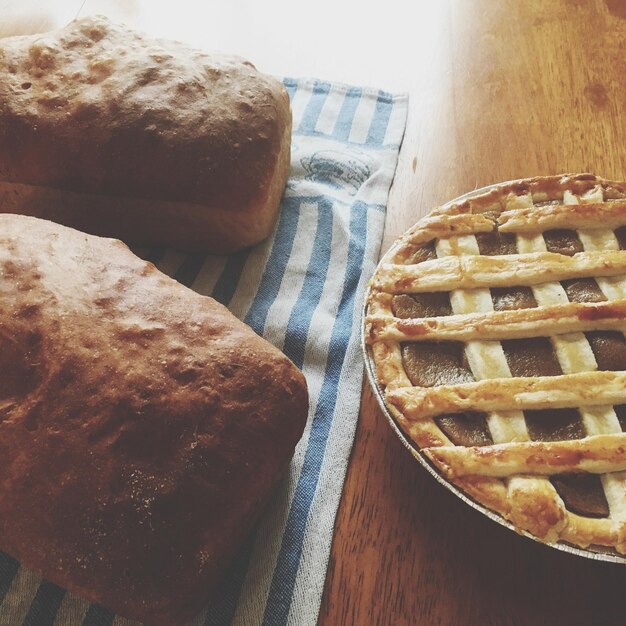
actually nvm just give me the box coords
[0,15,291,210]
[0,214,308,625]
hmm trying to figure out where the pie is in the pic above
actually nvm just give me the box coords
[365,173,626,555]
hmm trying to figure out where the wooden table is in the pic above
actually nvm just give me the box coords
[320,3,626,626]
[5,1,626,624]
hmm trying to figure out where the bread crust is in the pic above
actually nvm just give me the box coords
[0,214,308,625]
[0,16,292,253]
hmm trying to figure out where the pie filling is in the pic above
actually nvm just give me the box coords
[405,240,437,264]
[435,413,493,447]
[391,293,451,318]
[561,278,606,303]
[587,331,626,370]
[401,342,473,387]
[475,231,517,256]
[551,475,609,518]
[615,225,626,250]
[614,404,626,432]
[501,337,562,378]
[543,229,583,256]
[491,286,537,311]
[524,408,586,442]
[394,227,626,520]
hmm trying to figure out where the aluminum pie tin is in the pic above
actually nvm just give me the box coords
[361,179,626,565]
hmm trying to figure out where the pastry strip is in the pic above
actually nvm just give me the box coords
[372,250,626,293]
[435,230,549,540]
[402,213,495,246]
[424,434,626,478]
[366,299,626,342]
[429,175,626,216]
[386,371,626,420]
[498,201,626,233]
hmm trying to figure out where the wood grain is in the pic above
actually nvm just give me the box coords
[319,1,626,625]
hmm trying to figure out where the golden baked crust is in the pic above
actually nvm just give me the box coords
[372,250,626,293]
[387,371,626,419]
[366,173,626,552]
[0,16,292,253]
[367,299,626,342]
[0,214,308,625]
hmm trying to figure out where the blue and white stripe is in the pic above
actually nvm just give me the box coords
[0,78,407,626]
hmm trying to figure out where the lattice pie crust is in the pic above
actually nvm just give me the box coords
[366,174,626,553]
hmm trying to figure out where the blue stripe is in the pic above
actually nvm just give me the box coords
[366,91,394,145]
[244,196,301,333]
[204,195,335,625]
[223,198,332,621]
[210,248,251,306]
[331,87,362,142]
[129,245,165,266]
[283,77,298,101]
[145,246,166,266]
[173,253,207,288]
[281,197,333,368]
[202,195,302,623]
[82,603,115,626]
[22,580,65,626]
[202,530,257,626]
[0,552,19,606]
[296,82,331,134]
[261,201,368,625]
[381,93,407,148]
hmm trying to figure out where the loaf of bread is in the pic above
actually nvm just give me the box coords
[0,16,292,253]
[0,214,308,625]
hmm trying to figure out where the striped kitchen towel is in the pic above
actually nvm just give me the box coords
[0,78,408,626]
